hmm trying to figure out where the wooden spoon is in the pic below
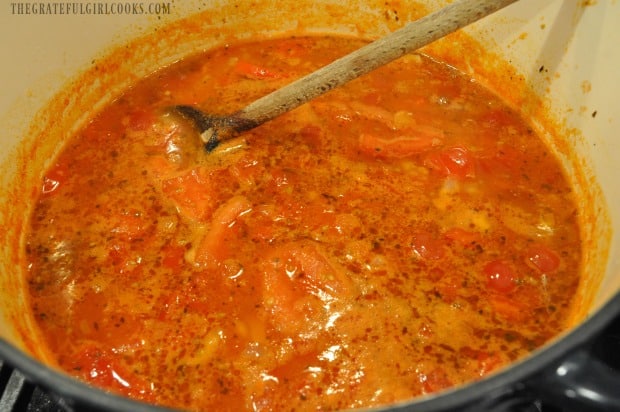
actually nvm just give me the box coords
[175,0,518,151]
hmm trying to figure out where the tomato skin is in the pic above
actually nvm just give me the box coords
[71,346,155,403]
[483,260,517,294]
[235,60,283,79]
[487,294,526,322]
[475,351,503,376]
[161,244,186,271]
[273,39,309,58]
[41,176,61,196]
[478,146,522,176]
[424,146,476,179]
[161,168,216,222]
[434,273,462,303]
[193,195,253,268]
[299,125,323,148]
[444,227,480,246]
[410,232,445,260]
[526,244,561,274]
[125,108,155,131]
[481,108,514,129]
[111,210,148,241]
[260,241,353,336]
[109,244,128,267]
[459,347,503,377]
[420,368,453,394]
[358,132,439,158]
[41,162,70,197]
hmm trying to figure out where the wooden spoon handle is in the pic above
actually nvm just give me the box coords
[231,0,518,131]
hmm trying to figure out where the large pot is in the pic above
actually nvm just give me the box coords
[0,0,619,411]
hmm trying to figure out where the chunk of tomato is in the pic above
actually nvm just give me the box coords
[526,244,561,274]
[235,60,283,80]
[111,210,148,241]
[475,351,504,377]
[161,168,216,222]
[71,346,154,403]
[478,145,522,176]
[443,227,480,246]
[299,125,324,148]
[420,368,453,394]
[193,195,253,268]
[261,241,353,336]
[487,294,526,322]
[273,38,310,58]
[229,157,263,187]
[481,108,514,129]
[125,108,155,132]
[161,244,186,271]
[358,132,440,158]
[434,273,462,303]
[424,146,476,179]
[410,232,445,261]
[483,260,517,294]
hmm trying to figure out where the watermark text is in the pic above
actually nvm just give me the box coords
[10,2,172,15]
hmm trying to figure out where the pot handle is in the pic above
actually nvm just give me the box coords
[527,349,620,412]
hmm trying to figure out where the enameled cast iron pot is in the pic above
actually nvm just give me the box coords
[1,1,619,411]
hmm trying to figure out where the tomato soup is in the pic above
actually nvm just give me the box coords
[25,36,582,411]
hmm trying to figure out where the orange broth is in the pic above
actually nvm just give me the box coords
[25,36,582,411]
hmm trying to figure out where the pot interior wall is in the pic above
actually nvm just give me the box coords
[0,0,617,363]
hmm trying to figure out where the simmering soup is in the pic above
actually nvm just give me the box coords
[25,36,582,411]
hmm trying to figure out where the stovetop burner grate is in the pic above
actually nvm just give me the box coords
[0,360,65,412]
